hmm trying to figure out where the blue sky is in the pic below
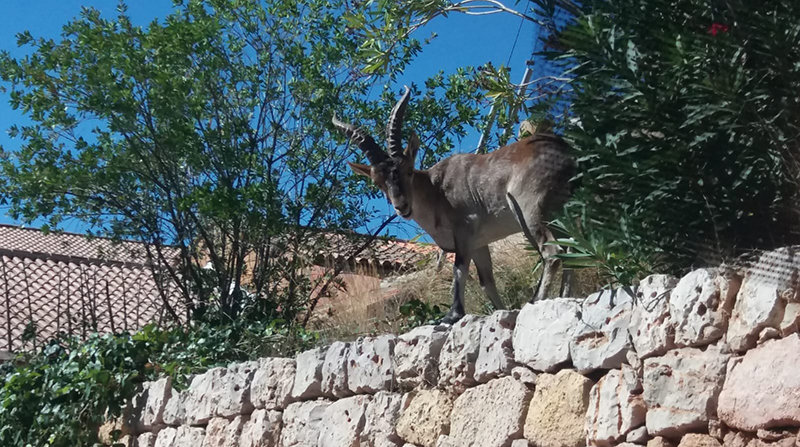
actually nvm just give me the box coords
[0,0,539,238]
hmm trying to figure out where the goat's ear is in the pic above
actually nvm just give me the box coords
[348,162,372,178]
[405,132,420,161]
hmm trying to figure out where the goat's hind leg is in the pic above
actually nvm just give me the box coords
[506,192,561,302]
[472,245,505,310]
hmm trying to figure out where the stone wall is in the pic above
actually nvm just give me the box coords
[107,247,800,447]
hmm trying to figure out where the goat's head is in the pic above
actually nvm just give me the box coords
[333,86,420,218]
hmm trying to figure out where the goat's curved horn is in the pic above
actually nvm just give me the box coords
[387,86,411,159]
[332,115,388,165]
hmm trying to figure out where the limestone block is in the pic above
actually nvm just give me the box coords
[512,440,531,447]
[318,395,369,447]
[128,377,172,433]
[524,369,593,447]
[240,409,282,447]
[394,324,449,390]
[475,310,518,383]
[643,346,730,437]
[251,357,296,410]
[347,335,396,394]
[185,367,227,425]
[279,399,332,447]
[727,281,785,352]
[362,391,404,447]
[291,347,326,401]
[570,289,634,373]
[204,416,246,447]
[677,433,722,447]
[630,274,679,359]
[779,302,800,336]
[321,341,352,398]
[718,334,800,431]
[449,376,532,447]
[435,435,458,447]
[585,366,647,446]
[162,389,186,426]
[513,299,580,372]
[647,437,676,447]
[174,426,205,446]
[397,389,455,447]
[154,427,176,447]
[627,426,649,444]
[510,366,538,387]
[137,432,157,447]
[670,269,740,348]
[217,361,257,418]
[438,314,485,389]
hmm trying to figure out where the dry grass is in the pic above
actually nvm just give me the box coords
[310,234,606,341]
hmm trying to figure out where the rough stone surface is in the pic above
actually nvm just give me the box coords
[127,377,171,432]
[438,315,485,389]
[630,275,679,359]
[279,399,332,447]
[435,435,459,447]
[291,347,326,400]
[449,376,532,447]
[585,365,647,446]
[154,427,177,447]
[512,440,531,447]
[718,334,800,431]
[475,310,518,383]
[184,367,227,425]
[723,431,799,447]
[394,324,449,390]
[362,391,404,447]
[510,366,538,387]
[174,425,206,446]
[251,357,296,410]
[321,341,352,398]
[240,409,282,447]
[318,395,370,447]
[626,426,649,444]
[728,282,784,352]
[217,361,257,418]
[643,346,730,437]
[204,416,246,447]
[513,299,580,372]
[670,268,740,348]
[647,437,676,447]
[397,389,455,447]
[347,335,396,394]
[677,433,722,447]
[570,289,634,373]
[524,369,593,447]
[137,432,157,447]
[162,388,186,426]
[780,302,800,336]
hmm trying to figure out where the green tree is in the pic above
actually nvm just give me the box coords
[542,0,800,271]
[0,0,486,321]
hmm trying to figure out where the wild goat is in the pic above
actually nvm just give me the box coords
[333,87,575,323]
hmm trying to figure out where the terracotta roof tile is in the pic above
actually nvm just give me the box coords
[0,226,185,352]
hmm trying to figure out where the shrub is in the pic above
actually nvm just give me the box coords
[537,0,800,272]
[0,316,316,447]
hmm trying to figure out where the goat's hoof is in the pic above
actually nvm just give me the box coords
[439,310,464,325]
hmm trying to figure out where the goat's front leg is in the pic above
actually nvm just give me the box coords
[440,251,471,324]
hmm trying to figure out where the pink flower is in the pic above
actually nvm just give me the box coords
[708,23,729,36]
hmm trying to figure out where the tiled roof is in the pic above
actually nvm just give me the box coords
[0,225,185,352]
[0,225,437,352]
[311,231,441,273]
